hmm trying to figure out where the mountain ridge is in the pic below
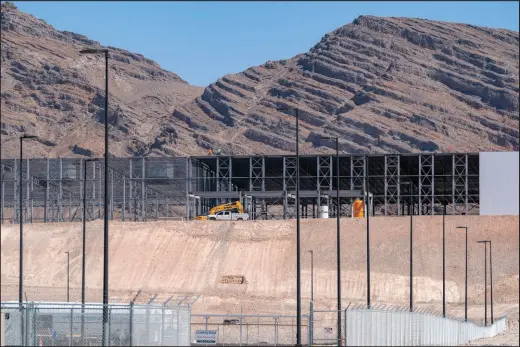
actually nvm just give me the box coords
[1,2,518,158]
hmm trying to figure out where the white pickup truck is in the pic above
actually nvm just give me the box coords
[207,211,250,221]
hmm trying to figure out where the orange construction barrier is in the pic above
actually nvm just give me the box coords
[353,199,364,218]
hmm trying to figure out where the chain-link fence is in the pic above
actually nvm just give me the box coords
[190,313,310,345]
[309,302,508,346]
[309,302,345,346]
[0,301,191,346]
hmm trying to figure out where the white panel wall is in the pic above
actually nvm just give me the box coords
[479,152,519,215]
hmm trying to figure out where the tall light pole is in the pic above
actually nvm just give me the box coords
[457,226,469,322]
[80,48,110,345]
[277,104,301,345]
[81,159,98,302]
[309,250,314,302]
[477,240,491,326]
[320,135,342,345]
[401,181,413,312]
[65,251,70,302]
[19,134,37,345]
[81,158,97,344]
[442,178,448,318]
[489,240,493,324]
[365,156,371,309]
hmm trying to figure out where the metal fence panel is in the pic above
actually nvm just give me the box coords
[1,301,191,346]
[338,306,508,346]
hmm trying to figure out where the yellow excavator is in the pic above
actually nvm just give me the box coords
[194,201,246,220]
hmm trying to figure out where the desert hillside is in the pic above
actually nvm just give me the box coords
[1,2,519,158]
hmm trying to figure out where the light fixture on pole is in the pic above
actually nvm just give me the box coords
[79,47,110,346]
[19,134,37,346]
[276,103,301,346]
[319,135,342,346]
[457,226,469,322]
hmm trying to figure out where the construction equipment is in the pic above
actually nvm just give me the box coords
[209,210,250,221]
[194,201,248,220]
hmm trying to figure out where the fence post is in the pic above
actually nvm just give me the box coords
[25,304,30,347]
[160,305,165,346]
[274,317,278,346]
[145,305,150,345]
[33,304,38,346]
[69,308,73,346]
[309,301,313,346]
[108,307,112,347]
[176,306,180,346]
[344,308,348,347]
[239,316,243,346]
[128,300,134,347]
[20,304,24,347]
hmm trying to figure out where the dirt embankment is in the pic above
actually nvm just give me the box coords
[1,216,518,317]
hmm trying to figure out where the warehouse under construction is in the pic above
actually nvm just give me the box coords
[1,151,518,223]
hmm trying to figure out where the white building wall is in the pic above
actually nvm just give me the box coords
[479,152,519,215]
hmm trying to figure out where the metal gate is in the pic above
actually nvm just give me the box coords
[309,301,346,346]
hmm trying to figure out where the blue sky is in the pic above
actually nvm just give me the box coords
[12,1,520,86]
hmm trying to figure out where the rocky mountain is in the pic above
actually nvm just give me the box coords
[1,2,519,158]
[1,2,203,158]
[172,16,519,155]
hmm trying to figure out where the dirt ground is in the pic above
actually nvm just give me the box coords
[1,216,518,344]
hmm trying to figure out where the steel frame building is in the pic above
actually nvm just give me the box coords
[0,153,479,223]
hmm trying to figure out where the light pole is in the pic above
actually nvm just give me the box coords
[365,156,371,309]
[477,240,491,326]
[277,104,301,345]
[319,135,342,345]
[80,48,110,345]
[442,178,448,318]
[309,250,314,303]
[65,251,70,302]
[81,159,98,302]
[489,240,493,324]
[19,134,37,345]
[457,226,469,322]
[401,181,413,312]
[81,158,97,345]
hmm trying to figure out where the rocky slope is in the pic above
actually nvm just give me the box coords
[172,16,519,155]
[1,3,519,158]
[0,2,203,159]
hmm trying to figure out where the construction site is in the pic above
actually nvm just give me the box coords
[1,1,519,344]
[0,152,482,223]
[0,151,518,345]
